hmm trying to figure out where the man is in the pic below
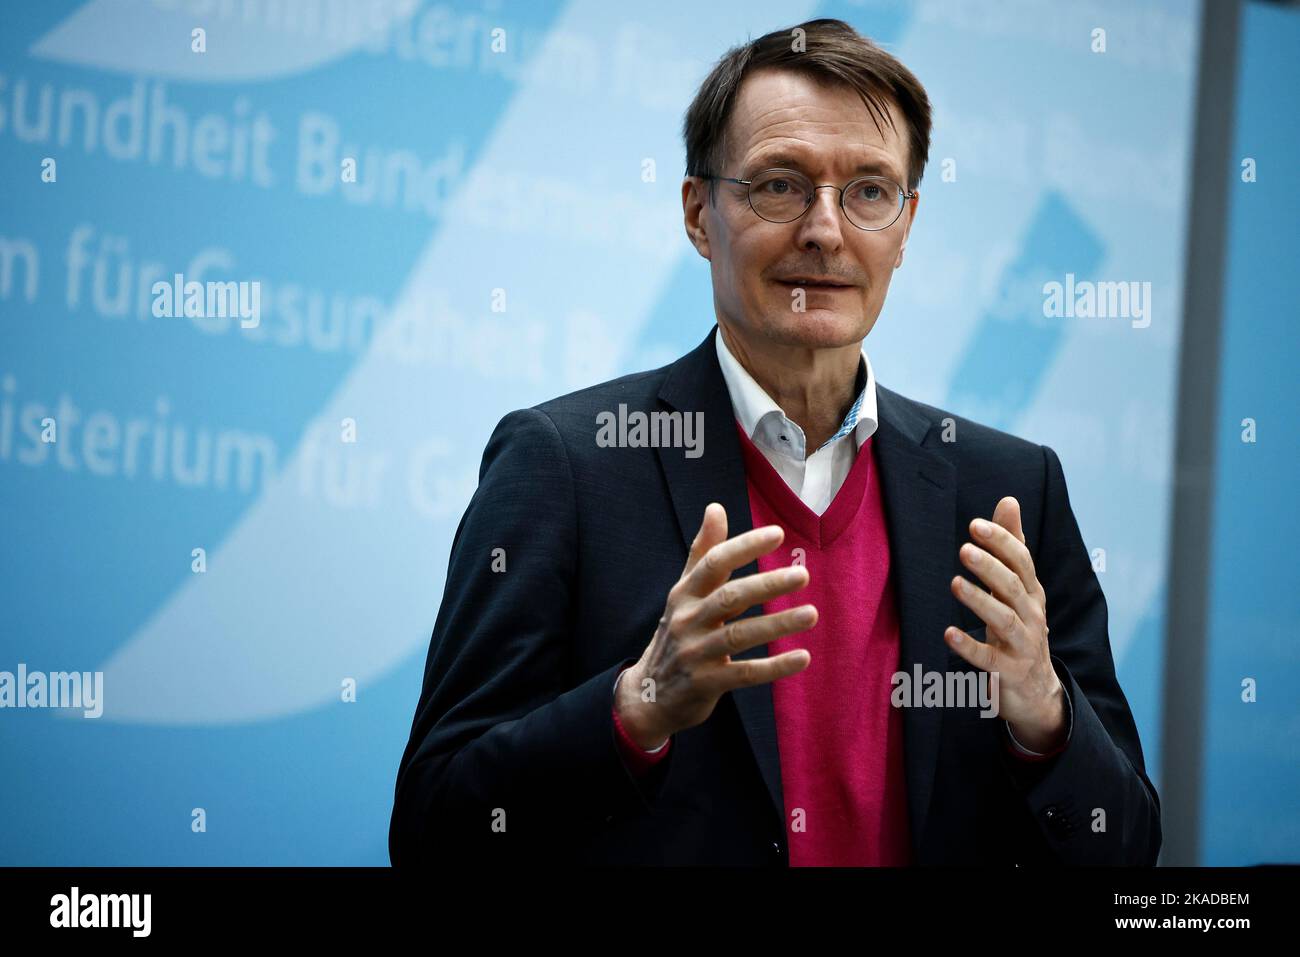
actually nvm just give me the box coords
[389,18,1160,866]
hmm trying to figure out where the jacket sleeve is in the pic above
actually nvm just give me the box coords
[388,408,674,866]
[612,667,673,774]
[998,444,1162,865]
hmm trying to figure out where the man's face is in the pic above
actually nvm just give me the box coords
[684,68,919,352]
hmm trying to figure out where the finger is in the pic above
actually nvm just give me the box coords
[682,502,728,579]
[681,523,787,598]
[957,542,1042,638]
[695,564,809,626]
[721,648,811,690]
[696,604,818,660]
[969,511,1043,608]
[993,496,1025,544]
[950,574,1021,648]
[944,625,997,672]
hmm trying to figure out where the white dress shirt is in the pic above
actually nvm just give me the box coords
[715,328,877,515]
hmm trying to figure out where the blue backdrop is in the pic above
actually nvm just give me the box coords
[1,0,1293,865]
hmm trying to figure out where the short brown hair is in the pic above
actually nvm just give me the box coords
[683,18,932,200]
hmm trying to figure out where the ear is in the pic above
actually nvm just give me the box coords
[894,190,919,269]
[682,177,713,260]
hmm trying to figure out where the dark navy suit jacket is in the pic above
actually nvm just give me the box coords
[388,325,1161,866]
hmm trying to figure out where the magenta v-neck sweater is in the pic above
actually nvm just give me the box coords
[735,417,912,866]
[610,418,1066,859]
[608,418,911,864]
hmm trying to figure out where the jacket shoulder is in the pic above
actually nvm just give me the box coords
[529,361,675,430]
[879,384,1048,472]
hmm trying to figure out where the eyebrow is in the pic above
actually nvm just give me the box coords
[746,153,902,182]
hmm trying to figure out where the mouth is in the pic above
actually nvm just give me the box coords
[775,278,857,291]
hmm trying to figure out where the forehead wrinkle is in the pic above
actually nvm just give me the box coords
[726,75,910,184]
[740,89,901,139]
[736,99,905,173]
[740,133,905,184]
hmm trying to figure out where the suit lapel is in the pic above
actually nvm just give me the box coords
[871,383,956,856]
[656,326,785,821]
[655,326,957,854]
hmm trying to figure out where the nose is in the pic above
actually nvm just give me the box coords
[794,185,846,252]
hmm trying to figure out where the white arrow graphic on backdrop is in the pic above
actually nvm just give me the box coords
[31,0,420,81]
[36,0,816,724]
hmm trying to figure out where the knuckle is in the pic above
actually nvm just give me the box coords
[723,619,744,654]
[668,608,692,635]
[1001,608,1018,635]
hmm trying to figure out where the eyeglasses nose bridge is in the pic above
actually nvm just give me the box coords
[803,182,849,219]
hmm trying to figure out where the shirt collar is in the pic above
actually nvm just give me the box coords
[714,325,878,458]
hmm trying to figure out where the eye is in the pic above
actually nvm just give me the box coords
[854,183,885,202]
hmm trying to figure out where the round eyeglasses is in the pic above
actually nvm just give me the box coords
[703,168,916,231]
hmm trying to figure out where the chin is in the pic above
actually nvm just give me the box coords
[765,309,872,349]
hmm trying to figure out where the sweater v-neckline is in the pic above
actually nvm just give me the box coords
[733,417,874,548]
